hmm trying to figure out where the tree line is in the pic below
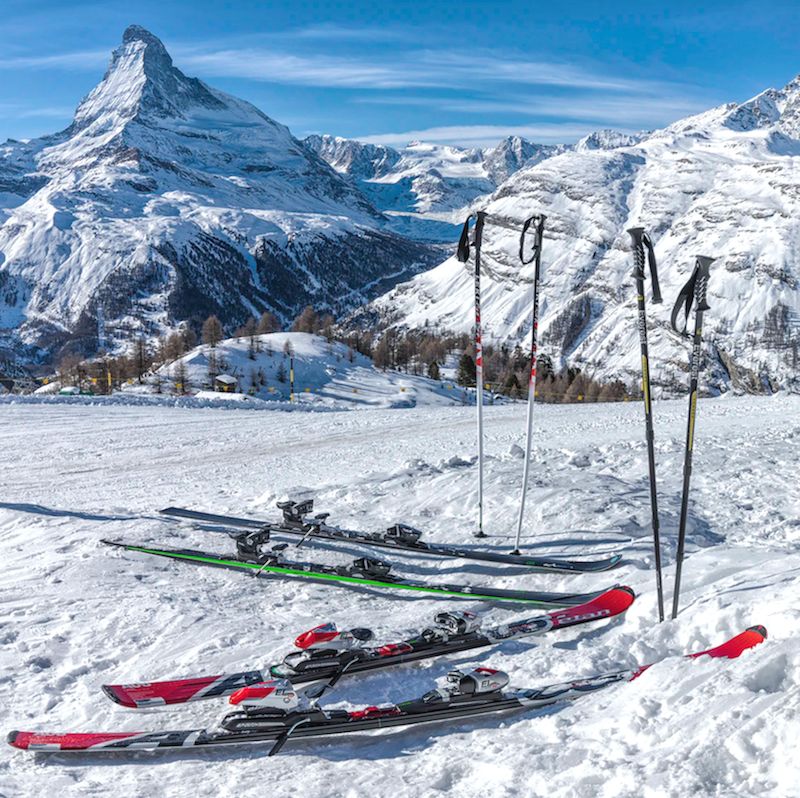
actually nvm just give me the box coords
[52,305,636,403]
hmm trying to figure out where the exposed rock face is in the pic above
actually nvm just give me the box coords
[0,26,437,362]
[361,83,800,393]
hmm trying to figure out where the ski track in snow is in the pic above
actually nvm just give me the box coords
[0,395,798,797]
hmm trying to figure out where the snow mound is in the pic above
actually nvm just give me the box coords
[155,331,464,409]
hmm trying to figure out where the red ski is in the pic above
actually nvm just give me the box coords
[102,587,635,708]
[8,626,766,754]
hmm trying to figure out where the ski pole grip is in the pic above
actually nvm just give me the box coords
[694,256,714,312]
[627,227,646,279]
[474,211,486,249]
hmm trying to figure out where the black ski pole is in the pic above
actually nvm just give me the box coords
[628,228,665,622]
[457,211,488,538]
[670,255,714,620]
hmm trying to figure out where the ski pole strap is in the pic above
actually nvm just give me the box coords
[627,227,661,303]
[642,233,662,304]
[456,214,473,263]
[670,256,714,336]
[519,214,545,265]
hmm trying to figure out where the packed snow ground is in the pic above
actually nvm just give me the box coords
[0,395,798,797]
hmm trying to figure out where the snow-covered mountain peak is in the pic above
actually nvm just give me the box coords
[72,25,225,134]
[576,129,648,152]
[0,26,437,363]
[363,75,800,393]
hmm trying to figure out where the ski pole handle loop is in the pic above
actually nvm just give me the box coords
[519,214,545,266]
[456,214,473,262]
[643,234,662,304]
[670,256,714,336]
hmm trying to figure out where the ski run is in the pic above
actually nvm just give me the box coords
[1,396,797,796]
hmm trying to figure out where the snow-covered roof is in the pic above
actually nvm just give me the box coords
[215,374,237,385]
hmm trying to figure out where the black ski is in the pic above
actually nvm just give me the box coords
[160,502,623,573]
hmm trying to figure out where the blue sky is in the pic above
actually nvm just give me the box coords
[1,0,799,147]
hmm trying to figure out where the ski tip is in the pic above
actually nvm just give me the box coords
[7,730,20,748]
[747,625,768,641]
[691,626,769,660]
[101,685,134,708]
[599,585,636,612]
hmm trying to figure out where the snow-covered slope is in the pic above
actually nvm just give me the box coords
[0,26,437,363]
[0,394,797,795]
[305,135,565,241]
[148,331,464,409]
[364,80,800,393]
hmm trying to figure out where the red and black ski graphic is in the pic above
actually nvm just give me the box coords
[8,626,766,754]
[102,586,635,708]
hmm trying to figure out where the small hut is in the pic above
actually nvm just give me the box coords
[214,374,238,393]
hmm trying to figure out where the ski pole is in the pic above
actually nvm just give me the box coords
[628,227,665,621]
[670,255,714,620]
[457,211,488,538]
[512,215,546,556]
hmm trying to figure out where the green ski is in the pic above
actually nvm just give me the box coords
[103,540,613,607]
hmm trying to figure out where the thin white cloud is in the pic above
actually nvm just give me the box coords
[0,49,107,70]
[351,93,708,127]
[174,43,696,97]
[17,106,75,118]
[360,123,619,148]
[177,48,427,89]
[289,24,413,42]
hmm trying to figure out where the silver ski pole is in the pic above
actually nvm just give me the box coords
[512,215,546,555]
[457,212,487,538]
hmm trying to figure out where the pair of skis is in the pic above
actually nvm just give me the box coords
[628,229,714,620]
[102,538,615,608]
[8,623,766,754]
[456,212,545,548]
[160,500,623,574]
[101,586,636,708]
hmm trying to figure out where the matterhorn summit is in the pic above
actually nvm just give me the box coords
[0,26,436,361]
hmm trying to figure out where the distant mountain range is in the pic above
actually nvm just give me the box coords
[304,135,568,241]
[1,25,798,392]
[361,84,800,393]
